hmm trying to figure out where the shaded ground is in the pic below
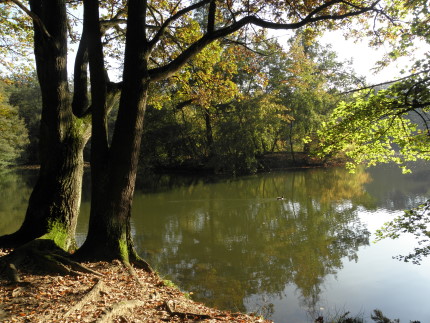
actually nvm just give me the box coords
[0,249,270,322]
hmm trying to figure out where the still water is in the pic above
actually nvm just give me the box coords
[1,164,430,322]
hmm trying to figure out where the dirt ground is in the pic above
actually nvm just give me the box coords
[0,248,270,323]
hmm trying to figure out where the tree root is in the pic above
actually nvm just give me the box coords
[64,279,106,317]
[96,299,145,323]
[164,300,212,320]
[0,239,103,284]
[5,263,21,283]
[52,253,103,277]
[128,243,153,273]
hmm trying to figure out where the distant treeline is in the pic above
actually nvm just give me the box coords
[0,33,362,174]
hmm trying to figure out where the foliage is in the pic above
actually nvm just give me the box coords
[7,74,42,163]
[0,81,29,167]
[318,71,430,173]
[210,91,290,174]
[283,32,361,157]
[313,0,430,265]
[0,3,34,74]
[375,200,430,265]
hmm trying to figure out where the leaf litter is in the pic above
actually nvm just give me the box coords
[0,248,270,322]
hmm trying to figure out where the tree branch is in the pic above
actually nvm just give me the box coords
[72,29,89,117]
[148,0,211,51]
[9,0,52,39]
[207,0,216,33]
[341,69,430,94]
[149,0,379,82]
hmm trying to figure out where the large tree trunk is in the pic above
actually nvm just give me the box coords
[0,0,90,250]
[0,126,89,250]
[76,0,149,265]
[77,81,149,263]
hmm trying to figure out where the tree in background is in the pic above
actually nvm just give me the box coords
[0,0,391,266]
[7,74,42,164]
[0,80,29,168]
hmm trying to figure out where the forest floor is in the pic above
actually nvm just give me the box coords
[0,248,270,323]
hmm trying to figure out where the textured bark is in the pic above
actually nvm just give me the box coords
[0,0,90,250]
[76,0,150,263]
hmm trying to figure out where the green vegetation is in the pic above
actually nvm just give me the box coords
[315,0,430,262]
[0,0,428,282]
[0,81,29,168]
[2,34,360,175]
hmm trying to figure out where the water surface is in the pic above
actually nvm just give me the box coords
[1,164,430,322]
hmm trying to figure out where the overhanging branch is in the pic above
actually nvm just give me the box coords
[148,0,379,82]
[8,0,52,39]
[341,69,430,95]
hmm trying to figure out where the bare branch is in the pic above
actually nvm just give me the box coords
[221,38,270,56]
[341,69,430,94]
[149,0,379,82]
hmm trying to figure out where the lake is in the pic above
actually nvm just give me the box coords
[1,164,430,322]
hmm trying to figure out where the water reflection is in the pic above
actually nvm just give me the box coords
[2,165,430,321]
[0,170,36,235]
[131,168,373,313]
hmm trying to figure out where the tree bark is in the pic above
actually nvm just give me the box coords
[0,0,90,250]
[76,0,149,263]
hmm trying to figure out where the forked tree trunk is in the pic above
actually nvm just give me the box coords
[76,0,149,264]
[76,84,149,262]
[0,0,90,250]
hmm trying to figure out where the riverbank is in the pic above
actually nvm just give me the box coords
[0,248,269,322]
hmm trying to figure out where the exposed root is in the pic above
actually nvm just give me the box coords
[164,300,213,320]
[52,253,103,277]
[96,299,145,323]
[64,279,107,317]
[5,263,21,283]
[121,260,146,289]
[0,239,102,283]
[128,244,153,273]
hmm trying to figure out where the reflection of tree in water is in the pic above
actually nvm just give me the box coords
[0,170,36,235]
[132,168,373,314]
[365,163,430,210]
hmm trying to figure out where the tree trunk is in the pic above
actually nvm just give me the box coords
[76,0,149,264]
[77,83,149,261]
[204,108,214,158]
[0,124,89,250]
[289,122,296,164]
[0,0,90,250]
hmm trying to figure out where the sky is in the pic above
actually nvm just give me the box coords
[272,29,429,85]
[320,30,428,84]
[322,31,430,85]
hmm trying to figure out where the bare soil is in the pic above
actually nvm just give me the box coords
[0,249,270,323]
